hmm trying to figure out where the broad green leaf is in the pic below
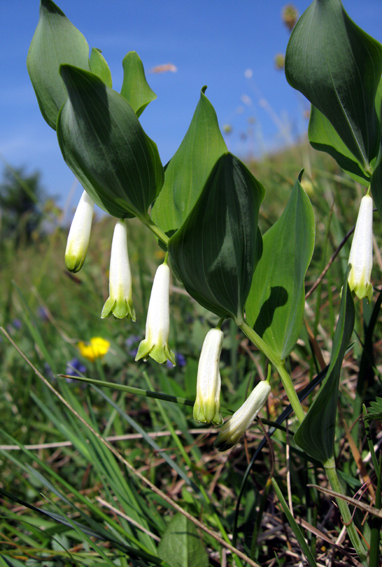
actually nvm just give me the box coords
[294,275,355,463]
[374,75,382,125]
[372,79,382,213]
[89,47,112,88]
[57,65,164,219]
[371,157,382,217]
[158,513,208,567]
[285,0,382,171]
[169,153,264,321]
[120,51,156,117]
[308,105,370,186]
[152,87,227,235]
[27,0,89,130]
[245,172,315,360]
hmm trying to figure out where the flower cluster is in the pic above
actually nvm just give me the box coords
[65,194,176,366]
[65,191,271,450]
[193,326,271,448]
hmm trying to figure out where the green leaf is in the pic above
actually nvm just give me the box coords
[120,51,156,117]
[169,153,264,321]
[27,0,90,130]
[308,105,371,185]
[152,87,227,235]
[364,397,382,422]
[245,172,315,360]
[285,0,382,170]
[57,65,164,219]
[271,479,317,567]
[89,47,112,88]
[0,556,26,567]
[294,274,355,462]
[158,513,208,567]
[371,156,382,217]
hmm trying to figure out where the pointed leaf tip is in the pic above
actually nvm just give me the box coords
[169,153,264,320]
[152,87,227,235]
[245,174,315,359]
[294,271,355,462]
[89,47,112,88]
[120,51,156,117]
[285,0,382,169]
[27,0,89,129]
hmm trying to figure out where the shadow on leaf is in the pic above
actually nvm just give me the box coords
[254,286,288,337]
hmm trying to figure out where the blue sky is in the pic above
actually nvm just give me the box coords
[0,1,381,217]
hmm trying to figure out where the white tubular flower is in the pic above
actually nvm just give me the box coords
[215,380,271,451]
[65,190,94,273]
[135,263,176,365]
[348,193,373,302]
[193,328,224,425]
[101,220,136,320]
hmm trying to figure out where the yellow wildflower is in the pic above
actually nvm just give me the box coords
[78,337,110,362]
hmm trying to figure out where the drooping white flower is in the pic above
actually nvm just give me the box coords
[65,190,94,273]
[348,193,373,302]
[101,220,136,320]
[215,380,271,451]
[193,328,224,425]
[135,263,176,365]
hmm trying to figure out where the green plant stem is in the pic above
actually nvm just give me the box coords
[140,215,169,247]
[59,374,195,406]
[323,456,368,566]
[239,321,305,423]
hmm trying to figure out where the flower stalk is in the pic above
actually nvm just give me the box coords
[324,457,368,566]
[238,320,305,423]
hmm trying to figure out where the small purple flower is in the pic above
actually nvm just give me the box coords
[165,352,186,370]
[66,358,87,377]
[37,306,49,321]
[176,353,186,367]
[125,335,141,347]
[44,362,54,379]
[12,318,22,330]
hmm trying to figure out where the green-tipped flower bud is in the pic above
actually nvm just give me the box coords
[135,263,176,365]
[101,220,136,320]
[348,194,373,302]
[215,380,271,451]
[193,328,224,426]
[65,190,94,272]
